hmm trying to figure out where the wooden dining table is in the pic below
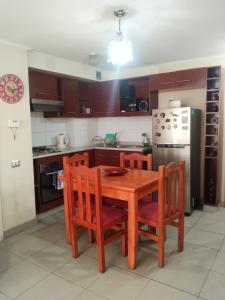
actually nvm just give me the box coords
[62,165,159,269]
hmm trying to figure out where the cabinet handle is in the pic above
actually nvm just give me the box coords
[160,81,174,85]
[38,91,49,96]
[175,79,191,83]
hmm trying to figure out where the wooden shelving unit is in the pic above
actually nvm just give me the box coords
[204,66,223,206]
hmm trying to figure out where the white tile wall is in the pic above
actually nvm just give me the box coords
[97,116,152,144]
[31,113,152,147]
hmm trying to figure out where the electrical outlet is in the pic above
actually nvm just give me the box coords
[11,160,20,168]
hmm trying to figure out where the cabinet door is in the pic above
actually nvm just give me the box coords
[92,80,120,116]
[78,81,93,115]
[174,68,207,89]
[128,77,149,99]
[149,68,207,91]
[62,78,78,117]
[149,72,177,91]
[29,70,58,100]
[95,149,120,166]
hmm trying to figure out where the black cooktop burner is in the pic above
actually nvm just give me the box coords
[32,146,62,155]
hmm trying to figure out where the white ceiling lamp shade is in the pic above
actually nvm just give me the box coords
[108,9,133,65]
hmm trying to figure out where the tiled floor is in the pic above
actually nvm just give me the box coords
[0,208,225,299]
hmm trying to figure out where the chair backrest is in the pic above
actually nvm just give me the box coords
[63,152,89,176]
[158,161,185,222]
[120,152,152,171]
[68,165,102,229]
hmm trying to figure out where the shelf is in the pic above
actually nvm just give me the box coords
[206,112,219,115]
[206,101,219,103]
[207,89,219,92]
[207,77,220,80]
[205,134,218,136]
[205,145,218,148]
[206,123,218,126]
[205,156,217,159]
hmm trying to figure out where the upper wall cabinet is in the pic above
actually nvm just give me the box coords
[61,78,78,117]
[149,68,207,91]
[29,70,58,100]
[92,80,120,116]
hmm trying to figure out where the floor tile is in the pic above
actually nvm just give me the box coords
[16,274,84,300]
[33,222,66,243]
[200,270,225,300]
[184,228,224,250]
[0,248,22,272]
[211,251,225,275]
[166,225,191,240]
[0,260,49,298]
[75,289,107,300]
[185,210,203,228]
[137,280,198,300]
[149,261,209,295]
[88,266,149,300]
[55,255,101,288]
[167,242,217,270]
[0,232,29,249]
[219,239,225,252]
[27,244,72,272]
[195,216,225,235]
[5,235,52,258]
[25,222,47,234]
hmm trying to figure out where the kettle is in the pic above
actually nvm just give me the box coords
[56,133,69,149]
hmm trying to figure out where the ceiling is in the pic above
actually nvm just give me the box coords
[0,0,225,70]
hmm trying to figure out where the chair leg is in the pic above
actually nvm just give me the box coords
[88,229,94,243]
[70,223,79,258]
[96,230,106,273]
[158,227,165,268]
[121,222,127,257]
[178,215,184,252]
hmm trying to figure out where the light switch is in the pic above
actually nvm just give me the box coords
[11,160,20,168]
[8,120,20,128]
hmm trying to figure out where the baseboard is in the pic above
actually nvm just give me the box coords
[4,218,37,239]
[203,204,220,213]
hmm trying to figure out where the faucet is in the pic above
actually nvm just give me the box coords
[91,136,105,146]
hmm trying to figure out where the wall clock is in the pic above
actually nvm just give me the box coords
[0,74,24,104]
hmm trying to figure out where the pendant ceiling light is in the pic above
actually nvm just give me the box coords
[108,9,133,65]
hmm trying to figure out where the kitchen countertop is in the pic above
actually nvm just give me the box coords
[33,143,152,159]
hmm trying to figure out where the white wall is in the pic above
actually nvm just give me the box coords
[0,42,36,232]
[28,50,100,81]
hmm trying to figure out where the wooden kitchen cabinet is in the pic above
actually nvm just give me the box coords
[61,78,79,117]
[149,68,207,91]
[92,80,120,116]
[29,70,58,100]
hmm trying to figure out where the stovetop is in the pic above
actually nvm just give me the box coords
[32,146,63,156]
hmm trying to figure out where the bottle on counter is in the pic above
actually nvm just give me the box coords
[142,133,149,148]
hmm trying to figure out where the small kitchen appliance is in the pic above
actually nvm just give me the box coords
[56,134,69,149]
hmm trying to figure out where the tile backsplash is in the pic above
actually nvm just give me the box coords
[31,112,152,147]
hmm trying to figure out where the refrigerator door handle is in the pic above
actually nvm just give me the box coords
[156,144,186,149]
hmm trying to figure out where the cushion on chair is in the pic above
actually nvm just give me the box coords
[138,202,177,222]
[92,205,126,227]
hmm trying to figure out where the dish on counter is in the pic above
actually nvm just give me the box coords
[103,167,128,176]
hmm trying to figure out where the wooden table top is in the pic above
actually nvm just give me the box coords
[97,166,159,193]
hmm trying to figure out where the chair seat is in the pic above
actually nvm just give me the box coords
[138,202,178,223]
[92,206,126,227]
[74,204,126,228]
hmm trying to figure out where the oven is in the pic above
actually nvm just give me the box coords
[40,161,63,205]
[33,155,64,214]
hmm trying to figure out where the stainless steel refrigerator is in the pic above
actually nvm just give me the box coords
[152,107,201,215]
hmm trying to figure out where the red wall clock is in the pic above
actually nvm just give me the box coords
[0,74,24,104]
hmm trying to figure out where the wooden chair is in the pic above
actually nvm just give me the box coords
[63,152,89,243]
[138,161,185,267]
[67,165,127,273]
[105,152,153,208]
[120,152,152,171]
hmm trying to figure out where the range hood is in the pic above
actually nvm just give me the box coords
[31,98,64,112]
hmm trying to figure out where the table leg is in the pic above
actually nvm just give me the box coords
[128,193,138,269]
